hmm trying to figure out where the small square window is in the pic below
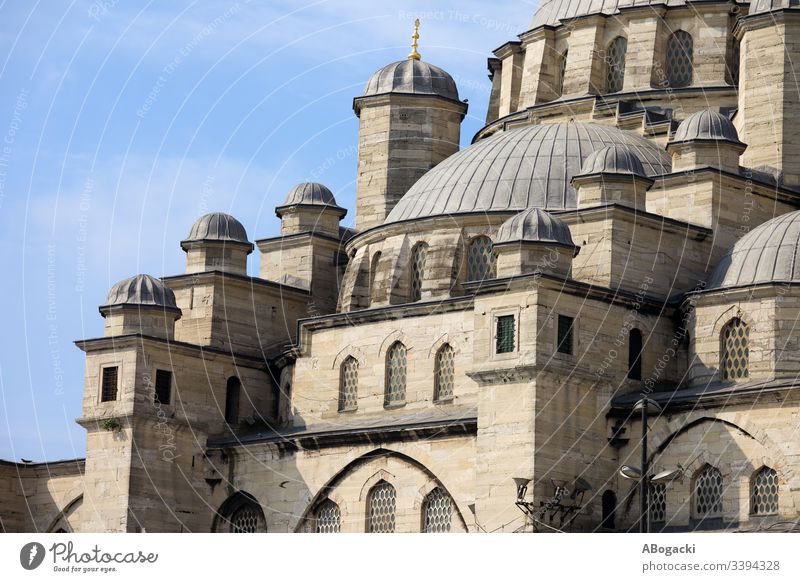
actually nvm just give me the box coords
[557,315,574,355]
[154,369,172,405]
[101,367,118,402]
[496,315,516,354]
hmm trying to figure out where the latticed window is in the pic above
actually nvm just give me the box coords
[650,482,666,523]
[315,499,341,533]
[339,356,359,412]
[467,236,496,282]
[434,344,455,401]
[556,50,568,96]
[694,466,723,519]
[751,467,779,516]
[367,481,396,533]
[101,366,118,402]
[385,342,407,405]
[410,243,428,302]
[666,31,693,88]
[496,315,516,354]
[423,487,453,533]
[606,37,627,93]
[720,318,749,381]
[230,503,264,533]
[729,39,740,87]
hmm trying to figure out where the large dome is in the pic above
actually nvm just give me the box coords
[363,59,459,102]
[709,211,800,289]
[531,0,689,28]
[384,122,672,224]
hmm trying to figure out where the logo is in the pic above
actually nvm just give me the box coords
[20,542,46,570]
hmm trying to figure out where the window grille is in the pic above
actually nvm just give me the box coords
[410,243,428,302]
[231,503,263,533]
[751,467,779,516]
[720,318,749,381]
[225,377,241,425]
[434,344,455,401]
[423,487,453,533]
[467,236,496,282]
[606,37,627,93]
[385,342,407,405]
[496,315,516,354]
[154,369,172,405]
[101,367,118,402]
[628,329,643,380]
[315,499,341,533]
[339,356,359,412]
[729,39,740,87]
[557,315,574,355]
[367,482,396,533]
[650,482,666,523]
[694,466,723,518]
[556,51,568,96]
[666,31,693,88]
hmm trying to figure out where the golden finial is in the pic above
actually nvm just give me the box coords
[408,18,421,60]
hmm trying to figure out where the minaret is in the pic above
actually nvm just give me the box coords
[353,20,468,231]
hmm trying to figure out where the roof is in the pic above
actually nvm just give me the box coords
[672,110,743,144]
[531,0,688,28]
[750,0,800,15]
[184,212,249,244]
[579,144,647,176]
[495,208,576,247]
[282,182,338,207]
[363,59,459,101]
[709,210,800,288]
[102,274,178,310]
[384,122,672,224]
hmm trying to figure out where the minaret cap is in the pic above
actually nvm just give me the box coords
[408,19,421,60]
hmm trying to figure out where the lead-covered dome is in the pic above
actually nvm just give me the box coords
[709,211,800,288]
[672,110,742,144]
[531,0,688,29]
[580,144,646,176]
[103,274,178,310]
[496,208,576,247]
[384,122,671,224]
[362,59,459,101]
[185,212,249,244]
[282,182,338,207]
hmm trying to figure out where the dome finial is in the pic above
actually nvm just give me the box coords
[408,18,421,60]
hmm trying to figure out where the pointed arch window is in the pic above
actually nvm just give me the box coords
[720,318,749,381]
[368,251,381,307]
[434,343,455,402]
[666,31,693,88]
[467,236,495,282]
[225,377,241,425]
[422,487,453,533]
[410,243,428,302]
[693,465,723,519]
[556,50,568,97]
[751,467,779,516]
[215,493,266,533]
[385,342,407,406]
[606,36,627,93]
[628,328,643,380]
[338,356,359,412]
[315,499,341,533]
[367,481,396,533]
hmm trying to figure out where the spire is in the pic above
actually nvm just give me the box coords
[408,18,421,60]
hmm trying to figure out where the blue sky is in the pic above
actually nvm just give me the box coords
[0,0,536,461]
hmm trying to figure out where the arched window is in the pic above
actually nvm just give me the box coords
[367,481,396,533]
[315,499,341,533]
[650,482,667,523]
[410,243,428,302]
[666,31,693,88]
[368,251,381,307]
[225,377,241,425]
[385,342,407,406]
[751,467,779,516]
[729,39,740,87]
[628,328,643,380]
[422,487,453,533]
[338,356,359,412]
[720,318,749,381]
[693,465,723,519]
[467,236,496,282]
[215,492,266,533]
[606,36,627,93]
[556,50,568,96]
[601,490,616,529]
[434,344,455,401]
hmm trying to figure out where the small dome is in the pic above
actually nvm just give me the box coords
[580,145,647,176]
[282,182,338,207]
[185,213,249,244]
[496,208,576,247]
[709,211,800,288]
[103,274,178,310]
[363,59,459,101]
[672,110,741,144]
[749,0,800,15]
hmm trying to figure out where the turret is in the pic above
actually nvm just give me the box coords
[573,145,654,210]
[667,110,746,174]
[181,212,253,276]
[99,274,181,339]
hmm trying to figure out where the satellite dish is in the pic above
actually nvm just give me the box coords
[652,468,683,483]
[619,465,642,480]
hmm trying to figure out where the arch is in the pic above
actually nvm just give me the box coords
[720,317,749,381]
[224,376,241,425]
[666,30,693,88]
[628,328,643,380]
[410,242,429,302]
[212,490,266,533]
[332,345,366,370]
[45,494,83,533]
[378,329,412,357]
[366,480,397,533]
[467,235,496,282]
[605,36,627,93]
[338,356,359,412]
[601,490,616,529]
[434,343,455,401]
[384,341,407,406]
